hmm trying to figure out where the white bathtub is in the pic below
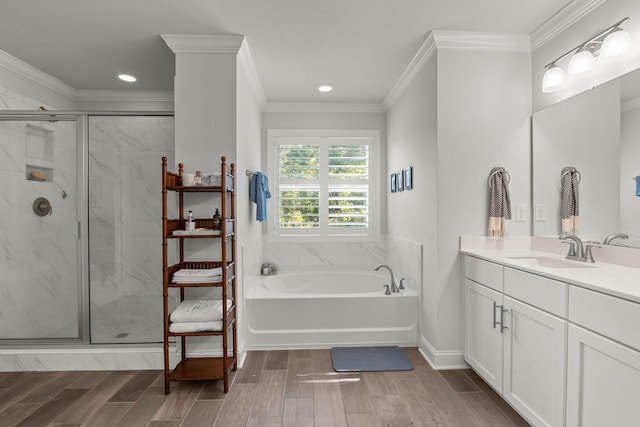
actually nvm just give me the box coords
[246,269,418,349]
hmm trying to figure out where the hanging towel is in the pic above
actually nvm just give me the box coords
[561,167,579,234]
[249,172,271,222]
[635,176,640,196]
[488,167,512,239]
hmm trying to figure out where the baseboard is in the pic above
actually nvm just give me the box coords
[418,335,468,370]
[0,346,169,371]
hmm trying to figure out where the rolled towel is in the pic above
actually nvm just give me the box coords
[172,268,222,278]
[170,299,232,323]
[169,321,222,333]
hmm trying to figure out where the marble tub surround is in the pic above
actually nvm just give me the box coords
[460,235,640,303]
[263,240,386,267]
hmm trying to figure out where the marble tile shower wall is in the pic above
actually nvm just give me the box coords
[88,116,174,342]
[0,88,79,339]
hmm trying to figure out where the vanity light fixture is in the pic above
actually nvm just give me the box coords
[542,17,632,93]
[118,74,137,83]
[317,83,334,93]
[567,47,596,75]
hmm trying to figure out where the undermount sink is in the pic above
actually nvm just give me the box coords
[506,255,598,269]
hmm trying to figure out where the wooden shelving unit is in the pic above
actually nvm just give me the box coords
[161,156,237,394]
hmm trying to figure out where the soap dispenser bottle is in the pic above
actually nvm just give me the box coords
[212,208,221,231]
[186,210,195,231]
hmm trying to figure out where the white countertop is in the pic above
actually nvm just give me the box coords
[460,236,640,304]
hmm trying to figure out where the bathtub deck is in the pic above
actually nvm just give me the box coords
[0,348,529,426]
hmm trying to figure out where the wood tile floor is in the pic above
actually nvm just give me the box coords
[0,348,530,426]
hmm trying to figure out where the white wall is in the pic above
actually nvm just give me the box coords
[532,79,620,238]
[236,45,264,355]
[437,46,532,353]
[386,38,532,366]
[620,105,640,247]
[173,51,237,170]
[386,56,438,350]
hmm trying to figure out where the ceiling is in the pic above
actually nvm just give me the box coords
[0,0,576,104]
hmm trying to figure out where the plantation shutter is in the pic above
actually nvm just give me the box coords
[276,136,371,237]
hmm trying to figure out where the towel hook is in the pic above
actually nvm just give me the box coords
[246,169,257,176]
[560,167,581,184]
[488,168,510,189]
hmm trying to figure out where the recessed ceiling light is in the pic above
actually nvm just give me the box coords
[317,83,334,93]
[118,74,137,83]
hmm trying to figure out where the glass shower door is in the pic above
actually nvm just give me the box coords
[0,118,81,340]
[88,116,174,344]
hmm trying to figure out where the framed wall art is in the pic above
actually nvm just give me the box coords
[404,166,413,190]
[397,171,404,191]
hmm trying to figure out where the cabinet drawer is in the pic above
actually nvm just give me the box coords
[569,286,640,351]
[464,256,503,292]
[504,268,567,317]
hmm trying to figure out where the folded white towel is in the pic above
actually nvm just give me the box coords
[169,321,222,333]
[170,299,232,323]
[173,268,222,278]
[172,276,222,284]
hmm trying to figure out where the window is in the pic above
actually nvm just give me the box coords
[267,130,380,240]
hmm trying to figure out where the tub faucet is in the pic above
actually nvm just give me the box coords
[559,235,584,261]
[603,233,629,245]
[375,264,399,293]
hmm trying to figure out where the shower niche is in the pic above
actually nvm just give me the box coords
[25,123,54,182]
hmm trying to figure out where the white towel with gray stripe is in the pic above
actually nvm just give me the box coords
[170,299,231,323]
[561,166,579,234]
[488,167,512,239]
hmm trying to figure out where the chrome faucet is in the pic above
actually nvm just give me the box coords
[603,233,629,245]
[374,264,399,293]
[559,235,584,261]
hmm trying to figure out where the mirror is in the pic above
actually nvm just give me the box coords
[532,68,640,248]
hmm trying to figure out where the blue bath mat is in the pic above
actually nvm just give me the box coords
[330,346,413,372]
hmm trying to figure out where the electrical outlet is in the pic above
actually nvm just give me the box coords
[515,204,526,222]
[535,204,546,221]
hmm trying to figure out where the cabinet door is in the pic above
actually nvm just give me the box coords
[566,324,640,427]
[502,296,566,427]
[464,279,503,392]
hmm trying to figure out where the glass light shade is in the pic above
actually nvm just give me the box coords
[568,49,596,75]
[601,28,633,57]
[542,65,566,93]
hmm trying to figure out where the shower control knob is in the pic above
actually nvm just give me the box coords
[33,197,52,216]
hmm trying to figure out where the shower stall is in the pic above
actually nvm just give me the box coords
[0,111,174,358]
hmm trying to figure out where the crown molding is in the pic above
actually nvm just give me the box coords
[75,89,174,102]
[263,102,385,113]
[0,49,76,100]
[530,0,607,51]
[432,30,531,52]
[161,35,244,54]
[383,32,436,110]
[237,40,267,109]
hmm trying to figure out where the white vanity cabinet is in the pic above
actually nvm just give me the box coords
[464,278,504,391]
[464,256,568,427]
[565,286,640,427]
